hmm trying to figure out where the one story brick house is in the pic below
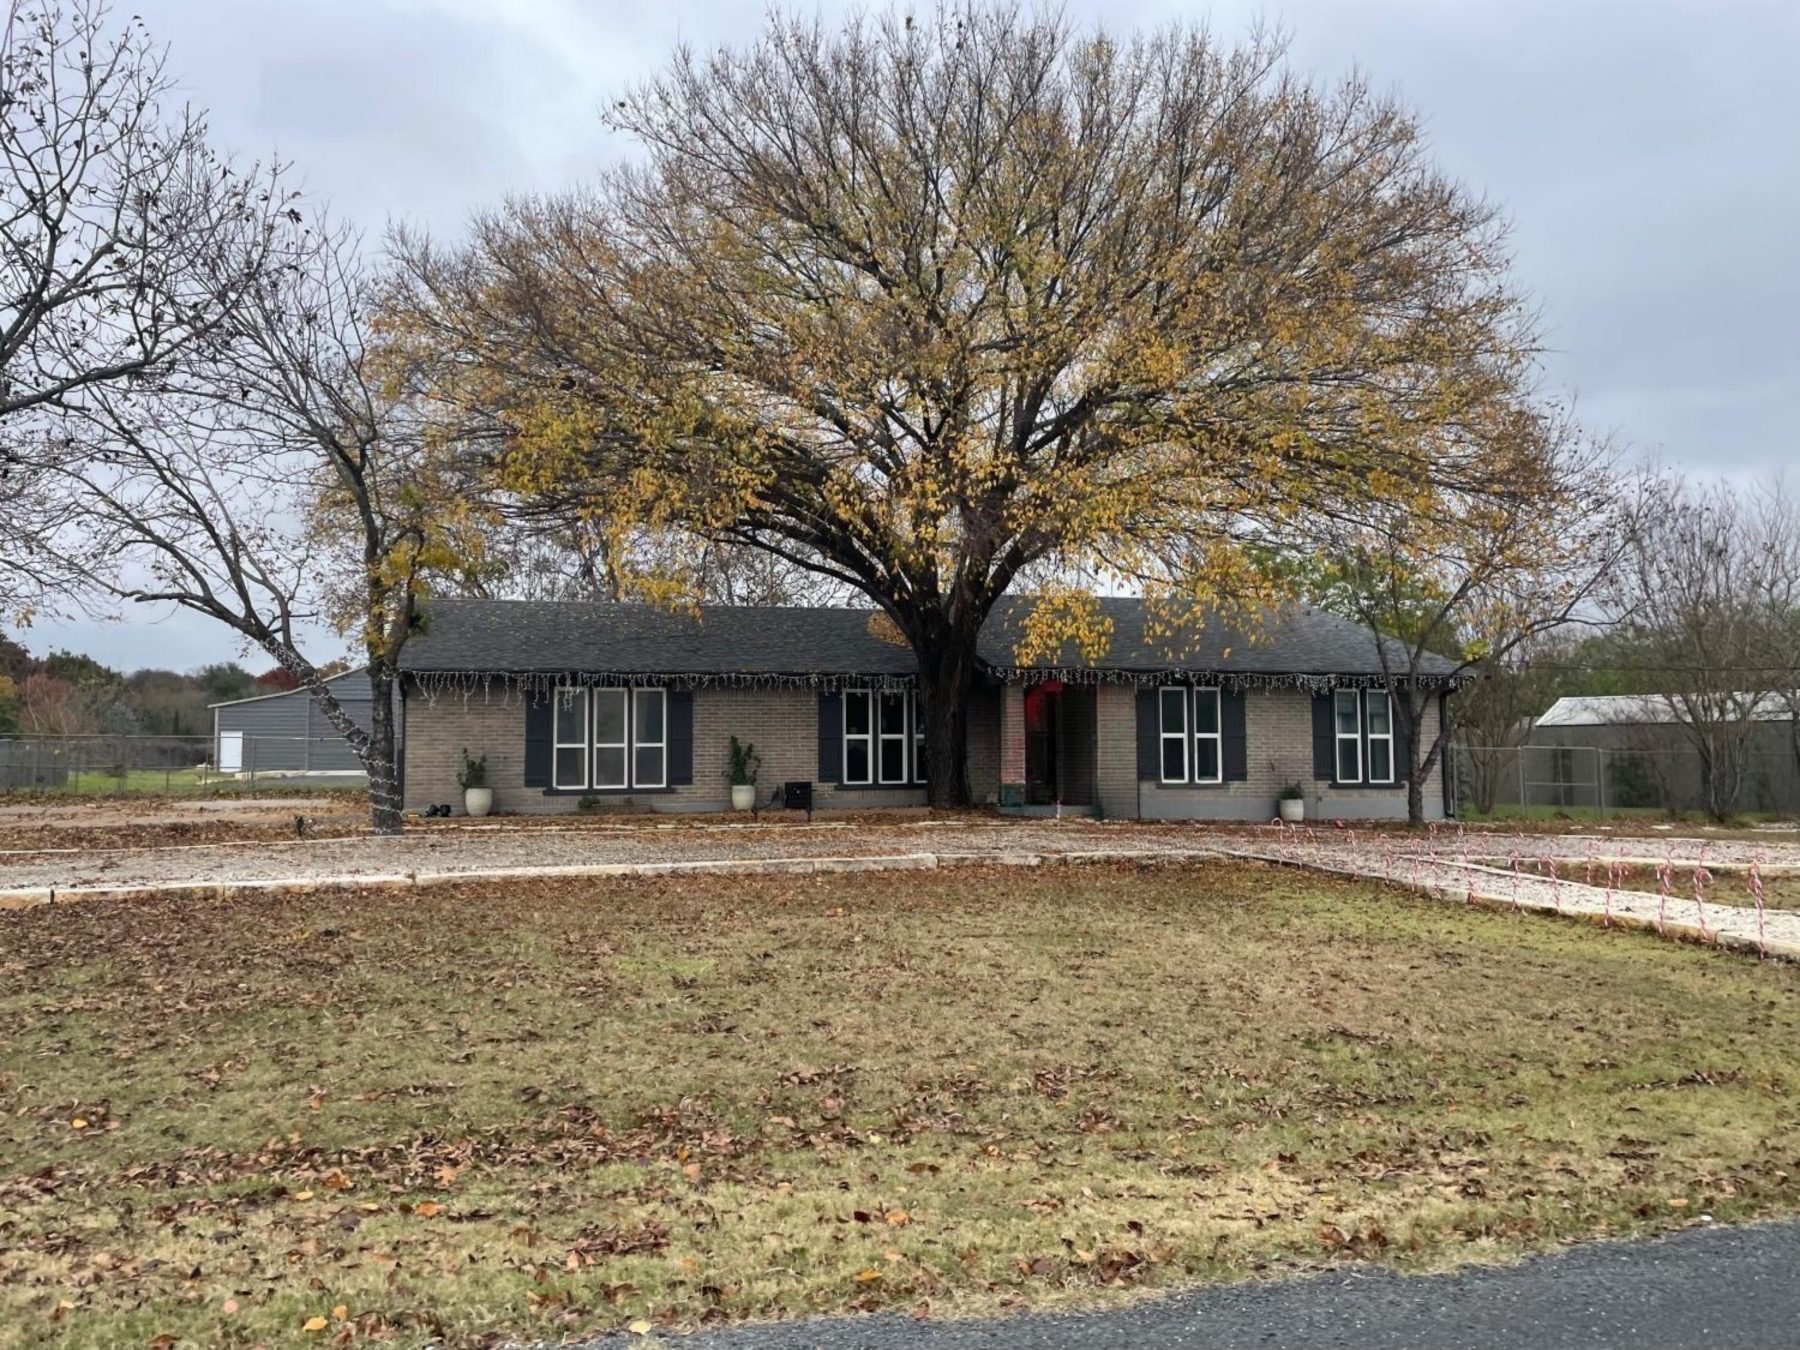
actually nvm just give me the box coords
[397,597,1459,820]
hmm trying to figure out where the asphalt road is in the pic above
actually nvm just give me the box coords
[596,1221,1800,1349]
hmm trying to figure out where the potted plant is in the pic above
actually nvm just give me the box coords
[726,735,761,811]
[1277,782,1306,823]
[458,748,492,817]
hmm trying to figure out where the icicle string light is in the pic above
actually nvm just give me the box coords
[403,668,922,706]
[986,667,1467,692]
[405,666,1466,703]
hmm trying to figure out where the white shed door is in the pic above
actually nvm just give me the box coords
[218,731,243,773]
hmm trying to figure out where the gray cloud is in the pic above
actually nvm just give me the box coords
[29,0,1798,668]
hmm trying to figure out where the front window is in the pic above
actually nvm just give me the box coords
[878,691,909,784]
[553,686,667,791]
[1192,687,1222,784]
[1335,689,1362,783]
[1158,686,1188,783]
[843,689,927,785]
[633,688,667,788]
[1365,690,1394,784]
[843,690,873,785]
[553,687,589,790]
[592,688,628,789]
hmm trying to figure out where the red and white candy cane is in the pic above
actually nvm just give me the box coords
[1691,846,1713,942]
[1656,853,1673,935]
[1547,853,1563,914]
[1749,854,1769,959]
[1604,858,1618,928]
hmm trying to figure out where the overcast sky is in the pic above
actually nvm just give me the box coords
[26,0,1799,672]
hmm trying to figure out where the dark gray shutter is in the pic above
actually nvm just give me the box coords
[668,689,694,785]
[1135,688,1158,780]
[1222,689,1248,782]
[1311,692,1335,780]
[817,690,842,783]
[523,687,552,787]
[1393,688,1413,786]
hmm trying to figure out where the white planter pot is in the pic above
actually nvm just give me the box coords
[730,783,757,811]
[1278,797,1305,823]
[464,787,493,818]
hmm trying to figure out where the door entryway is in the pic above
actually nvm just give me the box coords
[1023,682,1095,809]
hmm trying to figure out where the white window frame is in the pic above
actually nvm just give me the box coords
[632,687,668,790]
[842,688,874,786]
[1334,689,1363,784]
[591,687,629,790]
[877,689,910,785]
[1158,685,1189,784]
[553,686,590,791]
[1365,689,1395,785]
[1191,687,1223,785]
[912,691,927,784]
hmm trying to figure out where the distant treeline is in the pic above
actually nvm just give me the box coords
[0,635,340,739]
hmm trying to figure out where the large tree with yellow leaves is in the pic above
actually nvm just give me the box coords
[392,6,1551,805]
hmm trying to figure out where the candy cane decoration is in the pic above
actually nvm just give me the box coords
[1547,852,1563,914]
[1509,846,1523,911]
[1603,858,1618,928]
[1691,846,1713,942]
[1656,853,1673,935]
[1749,854,1768,959]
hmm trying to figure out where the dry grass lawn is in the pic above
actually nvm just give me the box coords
[2,862,1798,1348]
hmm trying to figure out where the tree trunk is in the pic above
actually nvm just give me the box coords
[914,627,979,809]
[1401,690,1439,829]
[363,668,403,835]
[267,638,403,836]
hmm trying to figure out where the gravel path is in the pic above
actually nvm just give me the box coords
[5,815,1795,957]
[0,818,1214,898]
[585,1220,1800,1349]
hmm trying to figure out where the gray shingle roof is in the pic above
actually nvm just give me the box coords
[402,596,1458,683]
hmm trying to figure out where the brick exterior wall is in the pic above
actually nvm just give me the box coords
[1104,686,1447,822]
[999,684,1025,798]
[1094,683,1139,819]
[403,679,1005,816]
[965,684,1002,804]
[403,677,1444,821]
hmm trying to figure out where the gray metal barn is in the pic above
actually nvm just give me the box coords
[209,670,383,776]
[1518,694,1800,815]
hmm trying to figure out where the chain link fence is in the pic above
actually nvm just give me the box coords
[0,735,368,795]
[1453,743,1800,817]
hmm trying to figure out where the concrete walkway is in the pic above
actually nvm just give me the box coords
[1218,827,1800,959]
